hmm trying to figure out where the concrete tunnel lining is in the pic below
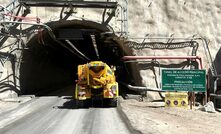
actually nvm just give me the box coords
[19,20,142,95]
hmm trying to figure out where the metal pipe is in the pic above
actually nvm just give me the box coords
[127,36,215,72]
[124,0,128,36]
[0,21,53,32]
[117,4,124,36]
[210,94,221,98]
[128,37,203,40]
[122,55,200,60]
[117,0,128,36]
[2,13,40,21]
[122,56,203,69]
[201,38,217,75]
[65,40,90,61]
[0,4,12,13]
[119,82,165,92]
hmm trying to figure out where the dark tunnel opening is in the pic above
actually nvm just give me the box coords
[20,20,132,96]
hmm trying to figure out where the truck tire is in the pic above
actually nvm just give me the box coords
[72,99,78,109]
[76,99,91,108]
[76,100,84,108]
[110,98,118,107]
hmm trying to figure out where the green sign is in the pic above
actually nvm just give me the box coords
[161,69,206,92]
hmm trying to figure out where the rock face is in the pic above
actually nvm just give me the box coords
[129,0,221,44]
[0,0,221,99]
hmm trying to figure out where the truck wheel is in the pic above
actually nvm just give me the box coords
[72,99,78,108]
[85,99,92,108]
[76,99,91,108]
[110,98,118,107]
[77,100,84,108]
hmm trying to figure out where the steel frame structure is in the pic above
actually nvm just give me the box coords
[0,0,128,46]
[0,0,128,71]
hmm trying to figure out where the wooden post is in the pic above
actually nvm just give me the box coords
[193,92,195,106]
[189,92,192,109]
[204,91,208,105]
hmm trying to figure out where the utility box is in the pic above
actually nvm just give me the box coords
[165,92,188,108]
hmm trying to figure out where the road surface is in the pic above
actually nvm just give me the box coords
[0,96,130,134]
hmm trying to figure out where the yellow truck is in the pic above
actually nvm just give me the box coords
[74,61,118,107]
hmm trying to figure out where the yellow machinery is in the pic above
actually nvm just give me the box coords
[74,61,118,107]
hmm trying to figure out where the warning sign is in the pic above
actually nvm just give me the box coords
[165,92,188,108]
[161,69,206,92]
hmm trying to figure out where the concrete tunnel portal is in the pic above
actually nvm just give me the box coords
[19,20,139,96]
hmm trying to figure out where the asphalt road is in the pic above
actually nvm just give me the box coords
[0,96,130,134]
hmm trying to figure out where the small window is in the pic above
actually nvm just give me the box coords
[90,66,104,73]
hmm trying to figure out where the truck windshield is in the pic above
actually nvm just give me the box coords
[89,66,105,73]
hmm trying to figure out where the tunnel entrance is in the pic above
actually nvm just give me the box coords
[20,20,132,96]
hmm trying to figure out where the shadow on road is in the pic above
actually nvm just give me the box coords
[53,96,79,109]
[54,96,116,109]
